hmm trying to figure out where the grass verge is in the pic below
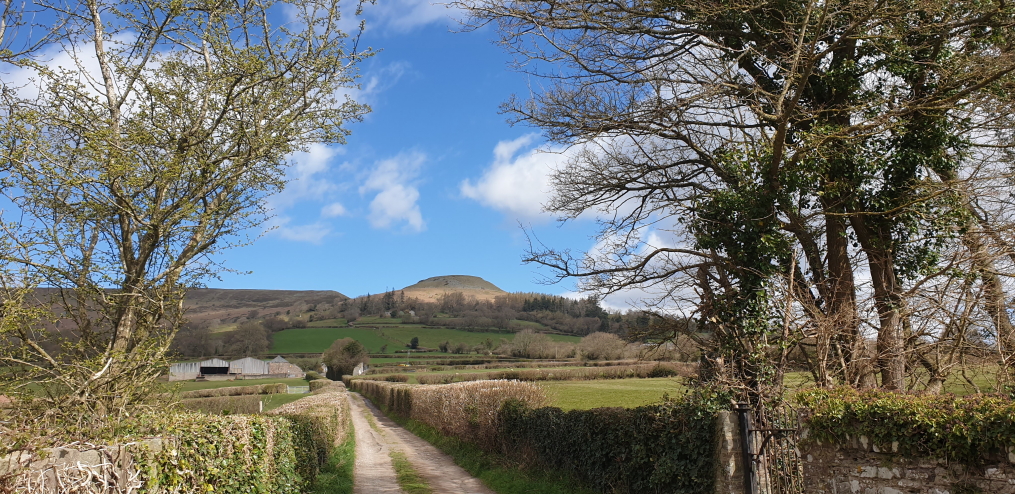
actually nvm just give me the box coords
[375,403,593,494]
[390,451,433,494]
[310,421,356,494]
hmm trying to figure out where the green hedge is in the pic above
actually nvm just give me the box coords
[498,398,720,494]
[179,395,263,414]
[799,387,1015,464]
[351,378,721,494]
[180,383,287,399]
[122,413,307,493]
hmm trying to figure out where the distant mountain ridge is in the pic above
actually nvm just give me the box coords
[183,288,347,325]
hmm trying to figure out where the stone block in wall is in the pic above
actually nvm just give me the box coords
[713,410,746,494]
[0,439,164,493]
[800,441,1015,494]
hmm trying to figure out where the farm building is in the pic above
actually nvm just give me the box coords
[169,356,305,381]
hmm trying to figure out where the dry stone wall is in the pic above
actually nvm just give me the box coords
[800,437,1015,494]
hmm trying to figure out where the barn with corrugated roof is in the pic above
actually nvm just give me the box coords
[169,356,305,381]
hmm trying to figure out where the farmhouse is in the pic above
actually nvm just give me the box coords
[168,356,304,381]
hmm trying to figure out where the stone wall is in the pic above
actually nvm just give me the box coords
[800,438,1015,494]
[0,440,163,493]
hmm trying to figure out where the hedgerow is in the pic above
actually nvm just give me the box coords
[414,362,686,385]
[799,387,1015,465]
[1,384,351,493]
[498,394,723,494]
[350,378,722,493]
[180,383,287,399]
[350,379,546,448]
[180,394,263,414]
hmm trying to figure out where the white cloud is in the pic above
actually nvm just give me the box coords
[363,0,460,33]
[361,151,427,232]
[267,217,332,244]
[321,202,348,217]
[461,134,566,220]
[269,143,344,212]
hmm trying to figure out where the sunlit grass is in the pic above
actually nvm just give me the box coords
[541,377,688,410]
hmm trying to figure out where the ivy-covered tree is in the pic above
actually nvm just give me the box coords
[458,0,1015,397]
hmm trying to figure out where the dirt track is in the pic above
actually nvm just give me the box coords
[347,392,495,494]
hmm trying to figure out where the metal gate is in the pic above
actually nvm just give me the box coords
[734,403,805,494]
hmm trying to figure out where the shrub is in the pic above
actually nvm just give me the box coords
[304,370,323,381]
[384,374,410,382]
[179,383,286,399]
[799,387,1015,464]
[309,378,335,392]
[498,396,721,494]
[180,395,262,414]
[350,379,546,448]
[269,385,350,482]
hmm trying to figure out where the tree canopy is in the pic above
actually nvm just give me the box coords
[457,0,1015,398]
[0,0,370,424]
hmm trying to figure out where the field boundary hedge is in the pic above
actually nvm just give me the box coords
[413,362,688,385]
[349,378,720,493]
[0,384,350,493]
[180,382,287,399]
[799,387,1015,464]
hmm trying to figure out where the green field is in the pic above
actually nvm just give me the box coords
[271,327,394,353]
[268,323,580,356]
[376,326,579,351]
[540,378,687,410]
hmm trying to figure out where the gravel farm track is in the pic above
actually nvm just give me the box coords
[347,392,496,494]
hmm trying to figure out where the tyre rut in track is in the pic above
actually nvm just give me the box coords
[347,392,495,494]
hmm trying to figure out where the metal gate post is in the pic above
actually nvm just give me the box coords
[734,402,756,494]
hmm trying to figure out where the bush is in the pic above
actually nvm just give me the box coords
[305,370,323,381]
[309,379,335,392]
[179,383,286,399]
[269,385,350,483]
[384,374,410,382]
[799,387,1015,464]
[498,396,721,494]
[350,379,546,448]
[179,395,262,414]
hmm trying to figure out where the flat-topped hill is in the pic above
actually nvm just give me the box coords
[399,275,506,302]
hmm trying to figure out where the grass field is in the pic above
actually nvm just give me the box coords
[540,377,687,410]
[262,393,307,411]
[376,326,579,350]
[268,322,580,356]
[271,327,394,353]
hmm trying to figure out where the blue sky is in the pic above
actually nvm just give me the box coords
[215,1,598,298]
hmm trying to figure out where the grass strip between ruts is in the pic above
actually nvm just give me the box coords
[389,451,433,494]
[368,399,594,494]
[310,420,356,494]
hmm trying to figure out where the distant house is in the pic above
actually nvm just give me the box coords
[169,356,305,381]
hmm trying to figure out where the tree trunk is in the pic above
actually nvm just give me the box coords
[849,215,906,390]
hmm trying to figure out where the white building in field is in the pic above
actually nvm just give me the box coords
[169,356,304,381]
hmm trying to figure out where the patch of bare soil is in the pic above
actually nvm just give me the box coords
[347,392,495,494]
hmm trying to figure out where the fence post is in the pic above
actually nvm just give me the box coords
[734,402,756,494]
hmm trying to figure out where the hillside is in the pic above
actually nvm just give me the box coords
[183,288,347,325]
[398,275,506,302]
